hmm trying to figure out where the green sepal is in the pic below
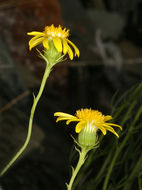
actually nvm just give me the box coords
[37,40,65,68]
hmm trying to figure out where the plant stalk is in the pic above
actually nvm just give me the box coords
[0,65,51,176]
[67,147,89,190]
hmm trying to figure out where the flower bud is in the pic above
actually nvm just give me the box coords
[43,40,63,65]
[78,123,98,148]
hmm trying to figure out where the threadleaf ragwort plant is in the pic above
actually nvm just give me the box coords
[72,83,142,190]
[0,24,79,176]
[54,108,122,190]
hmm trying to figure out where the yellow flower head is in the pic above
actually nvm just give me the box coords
[54,108,122,138]
[27,24,80,60]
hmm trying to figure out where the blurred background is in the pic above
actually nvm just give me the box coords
[0,0,142,189]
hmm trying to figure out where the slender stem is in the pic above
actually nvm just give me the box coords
[102,125,133,190]
[123,155,142,190]
[0,65,51,176]
[102,105,142,190]
[67,147,88,190]
[138,173,142,190]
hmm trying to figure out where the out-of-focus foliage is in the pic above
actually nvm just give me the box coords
[72,82,142,190]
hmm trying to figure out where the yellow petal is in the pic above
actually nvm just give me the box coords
[104,115,112,121]
[98,126,107,135]
[67,44,73,60]
[95,123,107,135]
[29,35,40,45]
[75,121,86,133]
[63,39,68,54]
[106,123,122,130]
[53,37,62,52]
[66,118,80,125]
[56,117,71,123]
[103,124,119,138]
[67,39,80,57]
[27,31,45,36]
[29,36,44,50]
[55,117,79,124]
[43,38,49,50]
[54,112,76,119]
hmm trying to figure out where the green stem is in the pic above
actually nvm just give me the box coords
[123,155,142,190]
[67,147,89,190]
[0,65,51,176]
[138,173,142,190]
[102,105,142,190]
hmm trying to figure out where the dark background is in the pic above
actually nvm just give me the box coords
[0,0,142,189]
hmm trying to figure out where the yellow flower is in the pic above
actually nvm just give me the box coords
[54,108,122,138]
[27,24,80,60]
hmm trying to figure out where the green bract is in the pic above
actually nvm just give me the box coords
[78,123,98,148]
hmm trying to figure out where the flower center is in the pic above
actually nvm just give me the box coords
[76,109,105,123]
[44,25,69,39]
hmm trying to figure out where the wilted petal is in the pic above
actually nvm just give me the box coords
[67,39,80,57]
[95,123,107,135]
[106,123,122,130]
[103,124,119,138]
[66,118,80,125]
[29,36,44,50]
[67,44,73,60]
[56,117,70,122]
